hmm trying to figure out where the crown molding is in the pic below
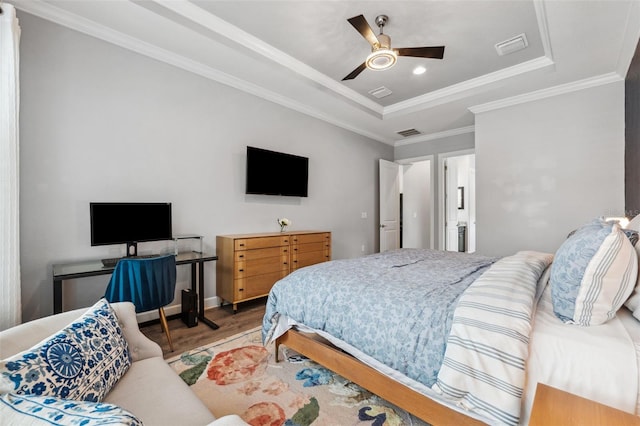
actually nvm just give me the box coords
[384,56,554,117]
[394,125,475,147]
[14,0,560,126]
[468,72,623,114]
[158,0,556,120]
[155,0,384,115]
[533,0,554,63]
[384,0,554,117]
[12,0,391,145]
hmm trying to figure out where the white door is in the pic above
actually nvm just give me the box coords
[468,160,476,253]
[445,159,459,251]
[379,159,400,252]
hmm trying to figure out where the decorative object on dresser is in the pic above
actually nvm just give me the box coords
[216,231,331,312]
[277,217,291,232]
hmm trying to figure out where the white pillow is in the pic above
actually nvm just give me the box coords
[623,215,640,320]
[0,393,141,426]
[0,299,131,401]
[550,219,638,325]
[627,214,640,231]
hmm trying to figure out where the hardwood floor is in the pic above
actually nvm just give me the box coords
[139,297,267,359]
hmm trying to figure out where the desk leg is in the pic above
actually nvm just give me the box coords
[197,260,219,330]
[191,263,197,293]
[54,279,62,314]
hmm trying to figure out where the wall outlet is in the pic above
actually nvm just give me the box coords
[361,244,365,252]
[361,212,368,219]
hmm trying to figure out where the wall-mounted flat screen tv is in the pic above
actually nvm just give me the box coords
[246,146,309,197]
[90,202,172,248]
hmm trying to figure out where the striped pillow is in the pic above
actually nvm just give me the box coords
[624,215,640,320]
[550,219,638,325]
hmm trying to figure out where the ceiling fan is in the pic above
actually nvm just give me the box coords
[342,14,445,81]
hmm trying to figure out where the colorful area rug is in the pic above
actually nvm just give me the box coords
[167,326,430,426]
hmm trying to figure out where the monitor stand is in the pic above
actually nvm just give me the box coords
[126,242,138,257]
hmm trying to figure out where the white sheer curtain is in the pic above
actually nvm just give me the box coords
[0,3,22,330]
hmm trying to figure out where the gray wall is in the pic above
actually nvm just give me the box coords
[394,132,475,160]
[18,13,392,321]
[474,82,625,257]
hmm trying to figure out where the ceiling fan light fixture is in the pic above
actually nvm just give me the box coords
[366,49,398,70]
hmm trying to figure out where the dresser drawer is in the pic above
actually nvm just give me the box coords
[292,250,330,269]
[235,246,288,262]
[292,241,326,253]
[235,235,289,251]
[235,255,289,278]
[291,233,329,245]
[235,270,287,299]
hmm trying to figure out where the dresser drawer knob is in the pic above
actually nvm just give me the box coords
[238,269,244,272]
[238,255,244,258]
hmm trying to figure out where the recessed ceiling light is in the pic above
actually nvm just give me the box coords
[413,66,427,75]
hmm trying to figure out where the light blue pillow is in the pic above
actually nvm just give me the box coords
[550,219,638,325]
[0,393,142,426]
[0,299,131,402]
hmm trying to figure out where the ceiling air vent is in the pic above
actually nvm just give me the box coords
[495,33,528,56]
[397,128,422,137]
[368,86,393,99]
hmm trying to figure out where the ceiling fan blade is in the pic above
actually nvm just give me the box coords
[342,62,367,81]
[396,46,445,59]
[347,15,380,48]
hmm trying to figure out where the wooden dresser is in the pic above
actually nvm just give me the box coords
[216,231,331,312]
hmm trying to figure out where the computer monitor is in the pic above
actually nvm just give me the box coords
[90,202,172,256]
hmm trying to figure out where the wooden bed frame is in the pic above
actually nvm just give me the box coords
[275,328,485,426]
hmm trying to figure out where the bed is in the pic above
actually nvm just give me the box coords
[262,220,640,425]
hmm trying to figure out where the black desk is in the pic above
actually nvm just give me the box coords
[52,252,219,330]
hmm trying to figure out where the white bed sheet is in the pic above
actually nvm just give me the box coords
[521,286,639,424]
[619,306,640,415]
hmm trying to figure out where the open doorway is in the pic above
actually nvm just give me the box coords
[378,157,434,252]
[441,152,476,253]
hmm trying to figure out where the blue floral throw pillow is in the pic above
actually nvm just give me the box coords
[550,219,638,325]
[0,299,131,402]
[0,393,142,426]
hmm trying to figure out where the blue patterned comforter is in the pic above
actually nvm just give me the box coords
[262,248,498,387]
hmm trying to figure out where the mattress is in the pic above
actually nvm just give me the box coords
[618,306,640,416]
